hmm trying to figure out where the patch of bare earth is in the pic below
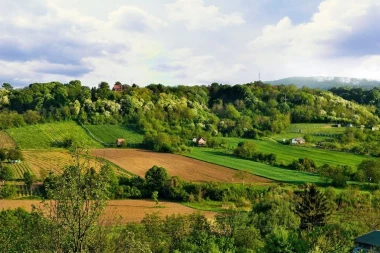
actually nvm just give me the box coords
[0,131,16,149]
[91,149,272,184]
[0,199,215,224]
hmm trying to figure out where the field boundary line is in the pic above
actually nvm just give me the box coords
[78,121,109,147]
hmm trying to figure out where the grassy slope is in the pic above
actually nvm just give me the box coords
[6,121,101,149]
[84,125,144,145]
[222,137,366,168]
[185,148,323,183]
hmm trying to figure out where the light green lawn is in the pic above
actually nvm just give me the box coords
[6,121,101,149]
[185,148,323,183]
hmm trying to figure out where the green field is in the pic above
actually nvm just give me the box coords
[272,123,346,142]
[221,137,367,168]
[84,125,144,146]
[6,121,101,149]
[185,148,323,183]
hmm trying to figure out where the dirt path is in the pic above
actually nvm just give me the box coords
[91,148,272,183]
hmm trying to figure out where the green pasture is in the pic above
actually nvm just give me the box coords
[185,148,323,183]
[84,125,144,146]
[220,137,367,168]
[6,121,101,149]
[272,123,346,142]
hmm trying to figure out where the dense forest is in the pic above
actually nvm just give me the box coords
[1,80,379,154]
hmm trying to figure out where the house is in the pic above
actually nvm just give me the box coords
[291,137,305,145]
[116,138,125,146]
[112,83,124,92]
[353,230,380,252]
[346,123,353,128]
[333,123,341,127]
[372,126,379,131]
[193,137,206,146]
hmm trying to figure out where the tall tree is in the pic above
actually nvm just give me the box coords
[295,184,332,230]
[42,148,110,252]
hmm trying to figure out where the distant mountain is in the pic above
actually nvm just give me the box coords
[265,76,380,90]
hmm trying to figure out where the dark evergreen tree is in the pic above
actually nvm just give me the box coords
[295,184,332,230]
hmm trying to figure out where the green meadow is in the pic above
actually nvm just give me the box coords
[185,148,323,183]
[220,137,367,168]
[84,125,144,146]
[6,121,101,149]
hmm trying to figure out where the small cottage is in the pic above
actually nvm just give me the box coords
[291,137,305,145]
[353,230,380,252]
[116,138,125,146]
[372,126,379,131]
[193,137,207,146]
[112,83,124,92]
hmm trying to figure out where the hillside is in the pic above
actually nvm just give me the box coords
[266,76,380,89]
[6,121,101,149]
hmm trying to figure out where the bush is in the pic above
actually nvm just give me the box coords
[0,183,18,199]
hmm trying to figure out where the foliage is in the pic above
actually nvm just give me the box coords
[0,183,17,198]
[145,165,169,195]
[0,164,14,181]
[41,148,110,252]
[294,184,332,230]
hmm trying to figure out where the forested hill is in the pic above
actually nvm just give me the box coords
[266,76,380,90]
[0,81,379,141]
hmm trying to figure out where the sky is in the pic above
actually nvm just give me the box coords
[0,0,380,87]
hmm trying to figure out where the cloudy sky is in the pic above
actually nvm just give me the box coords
[1,0,380,87]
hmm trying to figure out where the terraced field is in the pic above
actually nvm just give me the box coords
[6,121,101,149]
[6,150,128,180]
[84,125,143,146]
[221,137,367,168]
[0,131,16,148]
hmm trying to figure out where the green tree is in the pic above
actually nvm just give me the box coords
[145,165,169,195]
[7,149,23,161]
[42,149,110,252]
[357,159,380,183]
[152,191,159,204]
[23,171,36,190]
[234,141,257,159]
[0,183,17,198]
[0,165,13,182]
[0,149,6,162]
[295,184,332,230]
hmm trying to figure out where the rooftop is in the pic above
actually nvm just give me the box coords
[355,231,380,247]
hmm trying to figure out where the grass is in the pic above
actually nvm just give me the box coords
[271,123,346,142]
[221,137,367,168]
[185,148,323,183]
[84,125,144,146]
[6,121,101,149]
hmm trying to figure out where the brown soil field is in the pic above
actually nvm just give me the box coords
[0,199,215,224]
[0,131,16,148]
[91,148,272,183]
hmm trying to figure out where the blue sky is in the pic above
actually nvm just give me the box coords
[0,0,379,87]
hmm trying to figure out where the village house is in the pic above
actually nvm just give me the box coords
[353,230,380,252]
[193,137,207,146]
[372,126,379,131]
[112,83,124,92]
[291,137,305,145]
[116,138,125,147]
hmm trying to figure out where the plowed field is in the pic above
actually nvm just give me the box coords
[0,131,16,148]
[0,200,215,224]
[91,149,271,183]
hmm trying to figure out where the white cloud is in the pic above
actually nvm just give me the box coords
[166,0,245,31]
[247,0,380,80]
[109,6,167,32]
